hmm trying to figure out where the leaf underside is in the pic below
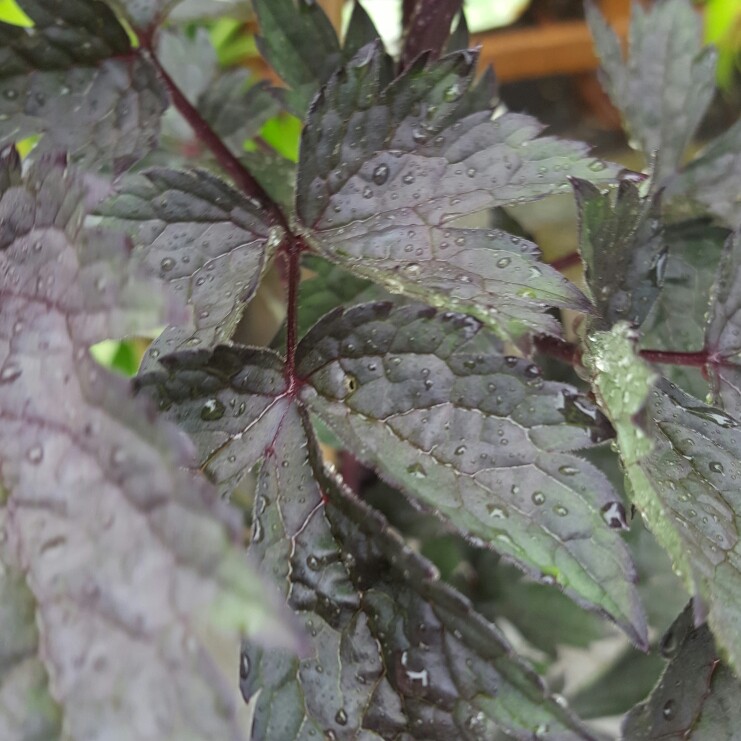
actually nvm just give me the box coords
[588,324,741,671]
[0,151,294,739]
[296,45,620,343]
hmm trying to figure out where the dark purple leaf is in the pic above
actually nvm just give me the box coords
[98,167,280,351]
[664,119,741,230]
[573,177,667,329]
[135,345,290,497]
[0,150,296,738]
[623,603,741,739]
[242,411,598,739]
[296,46,618,342]
[140,345,599,737]
[0,0,167,172]
[401,0,463,69]
[296,302,646,646]
[586,0,717,183]
[640,220,728,399]
[704,229,741,419]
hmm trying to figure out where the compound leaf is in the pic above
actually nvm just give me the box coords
[704,230,741,419]
[586,0,717,183]
[664,119,741,230]
[623,604,741,739]
[0,151,296,739]
[0,0,167,172]
[139,344,599,738]
[98,167,282,351]
[241,411,597,739]
[587,323,741,671]
[297,301,647,646]
[573,177,666,330]
[296,46,618,342]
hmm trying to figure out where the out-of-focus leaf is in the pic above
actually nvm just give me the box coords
[444,11,470,54]
[0,566,61,739]
[200,74,280,152]
[154,29,278,163]
[587,323,741,671]
[401,0,463,69]
[569,648,664,721]
[296,256,373,338]
[297,46,619,342]
[343,0,381,61]
[98,167,282,351]
[106,0,179,30]
[0,151,296,740]
[0,0,167,172]
[240,150,296,214]
[475,559,607,658]
[623,603,741,738]
[169,0,249,22]
[639,220,728,399]
[703,230,741,418]
[664,119,741,230]
[573,178,666,329]
[243,422,598,740]
[253,0,341,116]
[258,114,302,162]
[586,0,717,183]
[297,302,647,647]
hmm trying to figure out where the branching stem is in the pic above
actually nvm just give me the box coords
[140,44,289,231]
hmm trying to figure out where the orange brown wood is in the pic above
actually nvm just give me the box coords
[472,0,630,83]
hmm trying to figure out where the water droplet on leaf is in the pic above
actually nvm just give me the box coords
[200,398,225,421]
[372,164,389,185]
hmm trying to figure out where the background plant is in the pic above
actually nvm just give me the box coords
[0,0,740,738]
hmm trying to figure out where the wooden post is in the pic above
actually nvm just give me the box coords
[318,0,345,32]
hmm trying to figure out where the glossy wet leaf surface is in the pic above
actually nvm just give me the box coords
[588,323,741,671]
[586,0,717,183]
[241,415,596,740]
[297,302,646,645]
[98,167,279,351]
[296,45,618,342]
[0,0,167,172]
[138,348,599,739]
[623,603,741,739]
[0,152,296,739]
[573,177,666,330]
